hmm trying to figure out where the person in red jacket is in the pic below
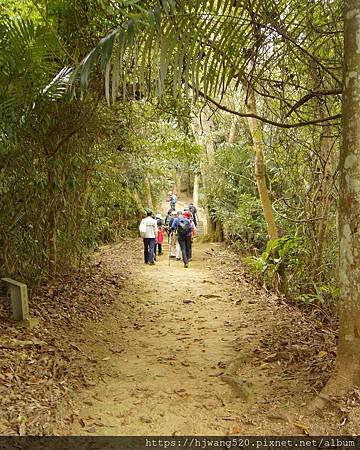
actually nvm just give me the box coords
[155,214,165,256]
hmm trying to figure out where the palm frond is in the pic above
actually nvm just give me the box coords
[70,0,342,119]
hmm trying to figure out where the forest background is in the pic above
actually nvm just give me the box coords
[1,0,358,400]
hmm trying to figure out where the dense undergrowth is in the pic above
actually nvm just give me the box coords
[204,135,339,306]
[0,0,341,313]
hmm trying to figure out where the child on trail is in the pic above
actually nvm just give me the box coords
[156,213,164,227]
[166,205,176,217]
[155,214,164,256]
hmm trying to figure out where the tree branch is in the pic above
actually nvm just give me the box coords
[193,86,341,129]
[285,89,342,118]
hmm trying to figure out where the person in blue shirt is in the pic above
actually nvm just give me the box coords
[171,212,194,268]
[167,191,177,209]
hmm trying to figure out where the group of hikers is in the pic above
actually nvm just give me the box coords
[138,191,198,269]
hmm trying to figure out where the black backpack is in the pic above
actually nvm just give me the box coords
[177,218,190,236]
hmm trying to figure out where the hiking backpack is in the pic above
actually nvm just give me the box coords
[177,218,190,236]
[139,220,147,237]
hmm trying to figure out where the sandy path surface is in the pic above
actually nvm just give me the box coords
[58,239,248,435]
[53,200,360,436]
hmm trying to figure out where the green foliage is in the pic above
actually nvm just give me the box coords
[295,284,339,306]
[0,0,342,311]
[219,194,267,252]
[73,0,342,131]
[85,151,144,246]
[0,0,41,21]
[205,142,267,251]
[243,235,303,292]
[0,12,151,284]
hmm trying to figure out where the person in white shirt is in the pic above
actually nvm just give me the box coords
[139,209,158,265]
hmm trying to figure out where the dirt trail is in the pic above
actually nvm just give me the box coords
[52,202,360,436]
[1,201,359,435]
[57,239,249,435]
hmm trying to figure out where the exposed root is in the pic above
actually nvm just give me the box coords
[221,374,253,400]
[307,371,354,413]
[307,393,338,413]
[221,350,254,400]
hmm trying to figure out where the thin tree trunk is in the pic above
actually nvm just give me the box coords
[48,209,59,276]
[47,164,60,277]
[244,84,279,241]
[312,127,334,275]
[228,115,242,144]
[313,0,360,404]
[186,168,192,197]
[144,176,154,210]
[308,61,335,278]
[199,153,216,237]
[243,83,288,294]
[174,169,182,197]
[193,173,200,206]
[3,238,14,276]
[132,191,144,211]
[192,109,217,238]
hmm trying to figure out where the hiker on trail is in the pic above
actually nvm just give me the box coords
[167,191,177,209]
[156,213,164,227]
[165,205,175,227]
[168,211,178,256]
[139,209,157,265]
[183,210,196,261]
[188,202,198,227]
[155,214,164,256]
[166,205,176,217]
[171,212,194,268]
[171,193,177,208]
[175,210,183,261]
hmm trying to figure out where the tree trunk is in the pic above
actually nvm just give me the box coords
[186,168,192,197]
[312,126,334,276]
[144,176,154,210]
[314,0,360,403]
[199,154,216,237]
[192,108,217,238]
[243,84,288,294]
[228,115,242,144]
[3,237,14,276]
[174,169,182,196]
[214,220,224,242]
[244,84,279,241]
[48,209,59,277]
[193,173,200,206]
[306,61,336,279]
[132,191,144,211]
[47,164,60,277]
